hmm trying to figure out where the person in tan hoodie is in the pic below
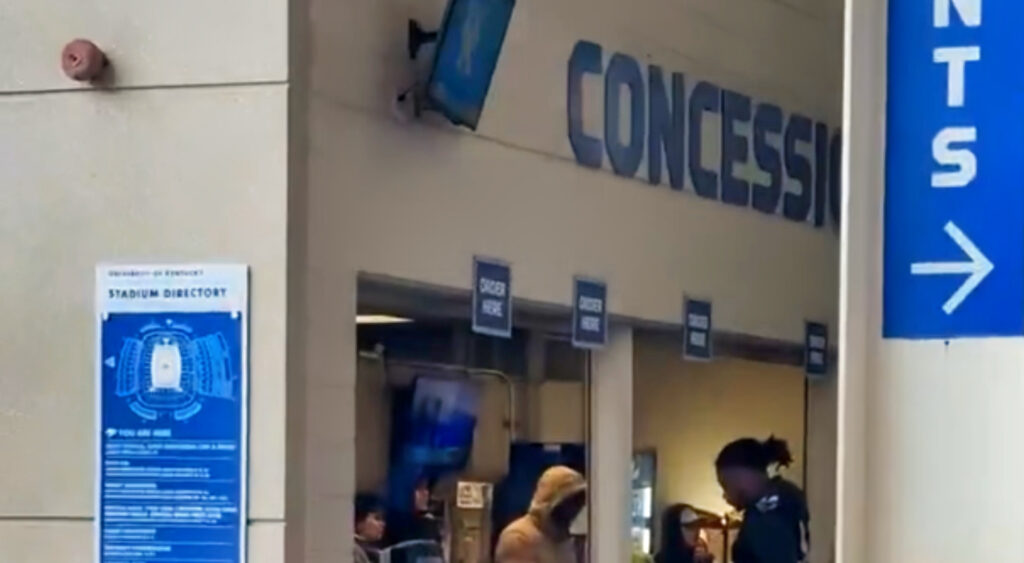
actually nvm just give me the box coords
[495,466,587,563]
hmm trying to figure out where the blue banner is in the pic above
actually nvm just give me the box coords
[805,322,828,377]
[572,277,608,349]
[884,0,1024,338]
[96,264,248,563]
[683,298,713,361]
[472,257,512,338]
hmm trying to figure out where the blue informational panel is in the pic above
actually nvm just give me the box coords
[572,277,608,349]
[426,0,516,129]
[884,0,1024,339]
[683,298,712,361]
[96,264,249,563]
[472,257,512,338]
[805,322,828,377]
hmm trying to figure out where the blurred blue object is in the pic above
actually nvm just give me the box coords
[426,0,516,129]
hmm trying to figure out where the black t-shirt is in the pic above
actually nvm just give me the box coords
[387,511,442,546]
[732,479,809,563]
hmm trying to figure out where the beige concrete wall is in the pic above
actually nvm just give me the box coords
[591,328,635,563]
[306,0,844,342]
[0,0,289,558]
[836,0,883,559]
[840,1,1024,561]
[806,374,838,563]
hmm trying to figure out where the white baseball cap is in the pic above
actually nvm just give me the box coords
[679,507,700,526]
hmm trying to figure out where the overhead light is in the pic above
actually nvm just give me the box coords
[357,314,413,325]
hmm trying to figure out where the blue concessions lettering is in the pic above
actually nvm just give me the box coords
[567,40,842,228]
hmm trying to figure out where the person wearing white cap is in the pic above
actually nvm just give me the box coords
[655,504,713,563]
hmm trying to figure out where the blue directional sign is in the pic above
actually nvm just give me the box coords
[472,257,512,337]
[426,0,516,129]
[96,264,249,563]
[884,0,1024,338]
[805,322,828,377]
[572,277,608,349]
[683,298,713,361]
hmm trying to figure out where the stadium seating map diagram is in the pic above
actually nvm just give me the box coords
[108,316,238,422]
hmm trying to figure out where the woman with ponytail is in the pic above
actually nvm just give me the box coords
[715,436,809,563]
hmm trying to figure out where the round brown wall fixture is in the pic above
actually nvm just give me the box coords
[61,39,108,82]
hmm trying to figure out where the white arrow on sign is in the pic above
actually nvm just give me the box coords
[910,220,994,315]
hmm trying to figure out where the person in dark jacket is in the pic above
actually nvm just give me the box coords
[354,493,387,563]
[654,504,713,563]
[715,436,809,563]
[387,476,442,546]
